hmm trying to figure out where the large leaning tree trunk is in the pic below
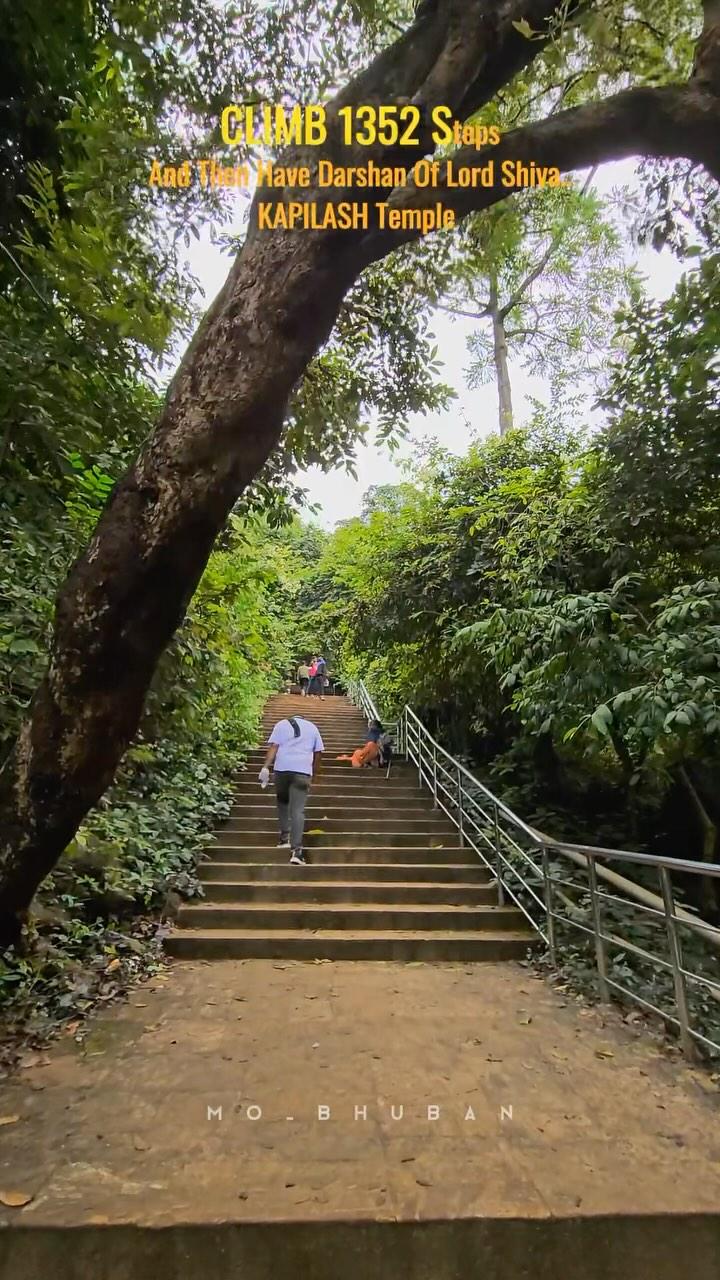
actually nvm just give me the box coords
[1,0,719,946]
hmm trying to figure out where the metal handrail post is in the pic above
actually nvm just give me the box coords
[417,725,423,789]
[457,764,465,847]
[659,866,696,1058]
[541,845,557,965]
[432,741,438,808]
[587,855,610,1002]
[493,802,505,905]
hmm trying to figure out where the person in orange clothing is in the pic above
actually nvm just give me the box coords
[336,720,383,768]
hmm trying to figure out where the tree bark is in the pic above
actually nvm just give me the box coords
[488,274,514,434]
[2,0,720,946]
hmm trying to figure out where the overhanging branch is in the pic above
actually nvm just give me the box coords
[359,81,720,264]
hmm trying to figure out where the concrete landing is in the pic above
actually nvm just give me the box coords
[1,959,720,1278]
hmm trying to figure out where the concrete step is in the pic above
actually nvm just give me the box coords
[198,880,498,904]
[203,846,471,864]
[233,779,421,792]
[245,747,399,752]
[228,803,439,817]
[164,928,533,961]
[219,814,451,831]
[198,861,491,882]
[177,903,522,931]
[239,764,410,774]
[212,830,461,849]
[235,784,411,794]
[229,796,432,811]
[258,726,368,736]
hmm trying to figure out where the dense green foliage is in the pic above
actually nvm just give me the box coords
[1,493,303,1047]
[299,257,720,906]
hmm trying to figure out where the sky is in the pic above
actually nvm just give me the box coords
[185,159,685,528]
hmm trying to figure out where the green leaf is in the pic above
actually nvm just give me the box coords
[591,705,613,736]
[512,18,536,39]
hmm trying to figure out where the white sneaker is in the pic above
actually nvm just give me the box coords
[290,851,306,865]
[277,838,291,849]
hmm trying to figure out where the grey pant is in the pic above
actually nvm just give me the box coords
[274,771,311,851]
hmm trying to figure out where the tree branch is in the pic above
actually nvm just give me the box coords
[436,300,490,320]
[499,165,597,319]
[360,82,720,263]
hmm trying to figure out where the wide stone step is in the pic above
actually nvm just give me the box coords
[233,780,422,794]
[220,810,448,827]
[240,752,407,762]
[203,845,472,863]
[177,902,521,931]
[220,813,453,829]
[258,743,373,751]
[164,928,533,961]
[198,880,498,904]
[258,732,369,739]
[248,742,405,752]
[198,861,491,882]
[233,778,417,788]
[230,795,430,810]
[212,830,461,848]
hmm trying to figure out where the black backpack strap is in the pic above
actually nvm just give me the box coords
[287,717,301,738]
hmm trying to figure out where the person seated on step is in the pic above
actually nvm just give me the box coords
[336,719,383,768]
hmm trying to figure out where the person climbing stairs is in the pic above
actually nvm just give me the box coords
[165,694,534,960]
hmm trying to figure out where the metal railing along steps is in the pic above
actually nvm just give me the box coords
[346,679,720,1059]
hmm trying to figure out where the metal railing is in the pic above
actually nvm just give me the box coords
[347,680,720,1059]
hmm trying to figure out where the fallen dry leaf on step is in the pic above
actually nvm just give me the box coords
[0,1116,20,1127]
[0,1190,33,1208]
[306,828,325,835]
[595,1048,615,1059]
[518,1014,533,1025]
[104,958,121,973]
[133,1136,150,1151]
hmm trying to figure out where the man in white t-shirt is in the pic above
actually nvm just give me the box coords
[258,715,324,865]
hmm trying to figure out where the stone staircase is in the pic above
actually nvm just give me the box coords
[165,693,534,961]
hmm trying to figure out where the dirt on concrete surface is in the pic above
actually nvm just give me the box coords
[1,957,719,1233]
